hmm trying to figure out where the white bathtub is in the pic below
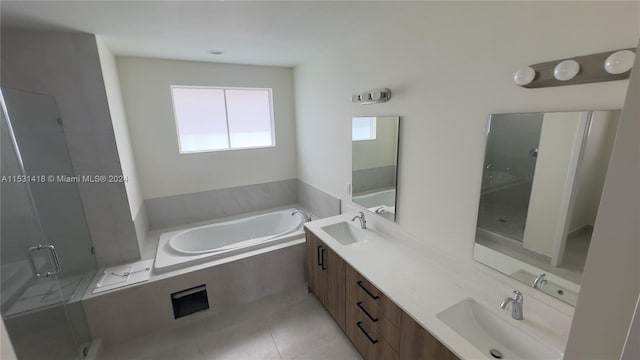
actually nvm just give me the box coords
[154,209,305,272]
[353,189,396,214]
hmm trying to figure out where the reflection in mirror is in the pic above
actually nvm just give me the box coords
[351,116,400,222]
[473,110,620,305]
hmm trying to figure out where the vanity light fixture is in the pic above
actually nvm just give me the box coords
[515,47,635,88]
[553,60,580,81]
[513,67,536,86]
[604,50,636,74]
[351,88,391,104]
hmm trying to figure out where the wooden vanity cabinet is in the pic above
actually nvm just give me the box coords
[400,312,459,360]
[305,230,458,360]
[305,229,346,330]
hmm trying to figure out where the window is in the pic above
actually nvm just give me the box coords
[352,117,377,141]
[170,86,275,153]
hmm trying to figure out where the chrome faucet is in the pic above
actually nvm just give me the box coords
[291,209,311,222]
[351,211,367,229]
[500,290,524,320]
[532,273,548,289]
[374,206,386,215]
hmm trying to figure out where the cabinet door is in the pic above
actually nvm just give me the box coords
[305,230,326,302]
[399,312,459,360]
[324,246,346,330]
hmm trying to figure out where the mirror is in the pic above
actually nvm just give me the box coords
[473,110,620,305]
[351,116,400,221]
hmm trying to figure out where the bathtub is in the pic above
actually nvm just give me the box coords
[154,208,305,273]
[353,189,396,214]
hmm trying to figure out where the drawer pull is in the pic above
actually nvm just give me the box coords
[317,245,322,267]
[356,280,380,300]
[321,249,327,270]
[356,321,378,344]
[357,301,379,322]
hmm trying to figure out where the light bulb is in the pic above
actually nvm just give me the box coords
[554,60,580,81]
[513,67,536,86]
[604,50,635,74]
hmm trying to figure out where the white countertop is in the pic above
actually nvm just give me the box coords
[305,213,574,360]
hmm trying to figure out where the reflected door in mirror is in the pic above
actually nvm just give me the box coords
[473,110,620,306]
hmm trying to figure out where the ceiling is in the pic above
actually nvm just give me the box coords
[0,1,409,67]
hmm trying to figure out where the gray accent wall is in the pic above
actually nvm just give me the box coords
[145,179,341,230]
[145,179,298,229]
[352,165,397,194]
[1,28,141,267]
[296,180,341,220]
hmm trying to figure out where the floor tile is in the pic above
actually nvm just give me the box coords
[100,285,360,360]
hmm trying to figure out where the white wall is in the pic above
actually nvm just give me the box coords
[569,111,619,231]
[294,2,639,258]
[116,57,297,199]
[564,39,640,360]
[96,37,144,219]
[523,112,585,257]
[352,116,398,170]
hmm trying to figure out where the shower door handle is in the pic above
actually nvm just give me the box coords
[27,244,62,278]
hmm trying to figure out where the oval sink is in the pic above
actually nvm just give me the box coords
[321,221,364,245]
[437,298,563,360]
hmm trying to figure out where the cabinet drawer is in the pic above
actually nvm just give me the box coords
[346,266,402,326]
[346,305,398,360]
[346,265,401,351]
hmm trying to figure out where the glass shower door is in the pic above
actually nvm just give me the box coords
[1,88,96,359]
[477,113,543,242]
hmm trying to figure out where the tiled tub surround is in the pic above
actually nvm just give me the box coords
[82,238,306,346]
[145,179,340,230]
[305,214,575,359]
[352,165,397,194]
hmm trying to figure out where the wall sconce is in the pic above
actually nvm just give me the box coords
[514,47,635,88]
[351,88,391,104]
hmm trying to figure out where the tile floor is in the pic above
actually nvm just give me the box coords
[101,285,361,360]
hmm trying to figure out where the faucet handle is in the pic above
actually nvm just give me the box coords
[512,290,523,301]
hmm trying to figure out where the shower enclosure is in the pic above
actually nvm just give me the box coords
[477,113,543,242]
[1,88,97,359]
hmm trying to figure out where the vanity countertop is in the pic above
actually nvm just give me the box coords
[305,213,575,360]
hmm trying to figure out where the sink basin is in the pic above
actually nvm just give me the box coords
[321,221,364,245]
[437,298,562,360]
[511,270,579,306]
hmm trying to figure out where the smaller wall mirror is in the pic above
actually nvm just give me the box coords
[351,116,400,221]
[474,110,620,306]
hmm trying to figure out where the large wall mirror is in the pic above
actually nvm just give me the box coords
[351,116,400,222]
[473,110,620,306]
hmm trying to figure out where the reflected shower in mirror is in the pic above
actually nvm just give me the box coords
[351,116,400,222]
[473,110,620,306]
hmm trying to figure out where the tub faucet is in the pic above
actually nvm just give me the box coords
[500,290,524,320]
[532,273,548,289]
[291,209,311,222]
[352,212,367,229]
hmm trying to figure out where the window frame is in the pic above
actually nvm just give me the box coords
[170,85,276,154]
[352,116,377,142]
